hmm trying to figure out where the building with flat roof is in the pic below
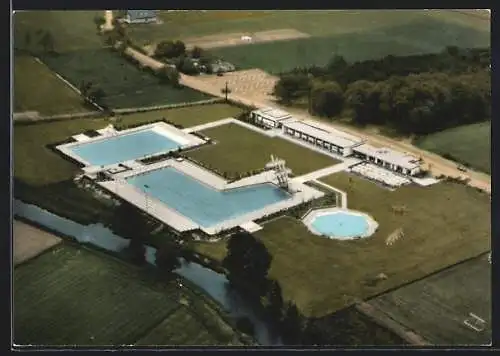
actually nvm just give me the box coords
[123,10,158,24]
[281,120,365,157]
[352,144,422,176]
[251,108,293,128]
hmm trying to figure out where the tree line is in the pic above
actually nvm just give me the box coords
[273,47,491,135]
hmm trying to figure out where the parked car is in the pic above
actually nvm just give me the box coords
[457,165,468,172]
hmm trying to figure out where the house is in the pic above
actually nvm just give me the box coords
[352,144,422,176]
[123,10,158,24]
[281,120,365,157]
[251,108,293,128]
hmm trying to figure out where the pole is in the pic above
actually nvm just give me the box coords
[225,81,229,102]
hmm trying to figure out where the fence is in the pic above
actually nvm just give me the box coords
[111,98,225,114]
[14,110,104,125]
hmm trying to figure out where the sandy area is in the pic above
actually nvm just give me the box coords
[13,220,62,266]
[193,69,279,102]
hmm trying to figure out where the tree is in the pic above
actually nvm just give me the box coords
[157,66,181,87]
[326,54,347,73]
[310,81,344,117]
[344,80,380,125]
[222,231,272,298]
[39,31,55,53]
[191,46,204,59]
[93,15,106,31]
[24,32,32,49]
[273,74,312,104]
[155,243,182,275]
[179,59,200,75]
[111,203,151,265]
[281,302,304,344]
[265,279,284,321]
[155,40,186,58]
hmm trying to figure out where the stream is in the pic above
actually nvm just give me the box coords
[13,199,283,346]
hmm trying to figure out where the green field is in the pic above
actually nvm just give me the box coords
[126,10,489,74]
[14,55,90,116]
[366,254,491,345]
[195,173,490,317]
[128,10,489,46]
[415,122,491,174]
[14,11,104,53]
[210,17,490,73]
[14,103,241,186]
[40,49,210,109]
[186,123,339,176]
[14,243,242,346]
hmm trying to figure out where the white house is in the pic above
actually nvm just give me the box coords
[123,10,158,24]
[352,144,422,176]
[250,108,293,128]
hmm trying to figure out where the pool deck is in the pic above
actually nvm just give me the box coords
[97,158,324,235]
[302,207,379,240]
[57,122,205,167]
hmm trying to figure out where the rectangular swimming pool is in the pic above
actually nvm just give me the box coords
[68,129,182,166]
[126,166,291,228]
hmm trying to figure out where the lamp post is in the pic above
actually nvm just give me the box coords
[144,184,150,213]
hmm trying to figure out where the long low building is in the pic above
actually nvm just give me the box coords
[251,108,293,128]
[352,144,422,176]
[281,120,365,157]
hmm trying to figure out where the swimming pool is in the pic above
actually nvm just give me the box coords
[126,166,290,228]
[305,209,377,240]
[68,129,182,166]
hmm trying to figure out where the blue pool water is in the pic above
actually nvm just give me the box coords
[126,167,290,227]
[69,129,182,166]
[311,212,370,239]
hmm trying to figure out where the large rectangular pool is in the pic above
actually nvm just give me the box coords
[126,167,291,228]
[69,129,182,166]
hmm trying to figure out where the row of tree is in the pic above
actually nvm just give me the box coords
[273,49,491,135]
[282,46,491,88]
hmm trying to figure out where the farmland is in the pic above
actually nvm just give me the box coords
[194,172,490,317]
[126,10,489,74]
[128,10,489,46]
[364,253,491,345]
[14,55,90,116]
[13,11,104,53]
[415,122,491,174]
[40,49,210,109]
[186,123,339,176]
[14,242,243,346]
[209,18,490,73]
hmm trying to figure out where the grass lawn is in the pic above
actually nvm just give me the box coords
[414,122,491,175]
[14,103,241,186]
[14,11,105,53]
[194,173,490,317]
[40,48,211,109]
[128,10,489,46]
[210,17,490,74]
[14,243,241,346]
[186,123,339,176]
[14,55,91,116]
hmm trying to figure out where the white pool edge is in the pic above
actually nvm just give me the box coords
[302,207,379,240]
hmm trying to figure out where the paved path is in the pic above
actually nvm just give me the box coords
[310,179,348,209]
[294,158,360,183]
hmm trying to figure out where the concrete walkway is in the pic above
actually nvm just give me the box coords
[311,179,348,209]
[293,158,360,183]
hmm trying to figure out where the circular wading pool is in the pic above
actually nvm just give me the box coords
[303,208,378,240]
